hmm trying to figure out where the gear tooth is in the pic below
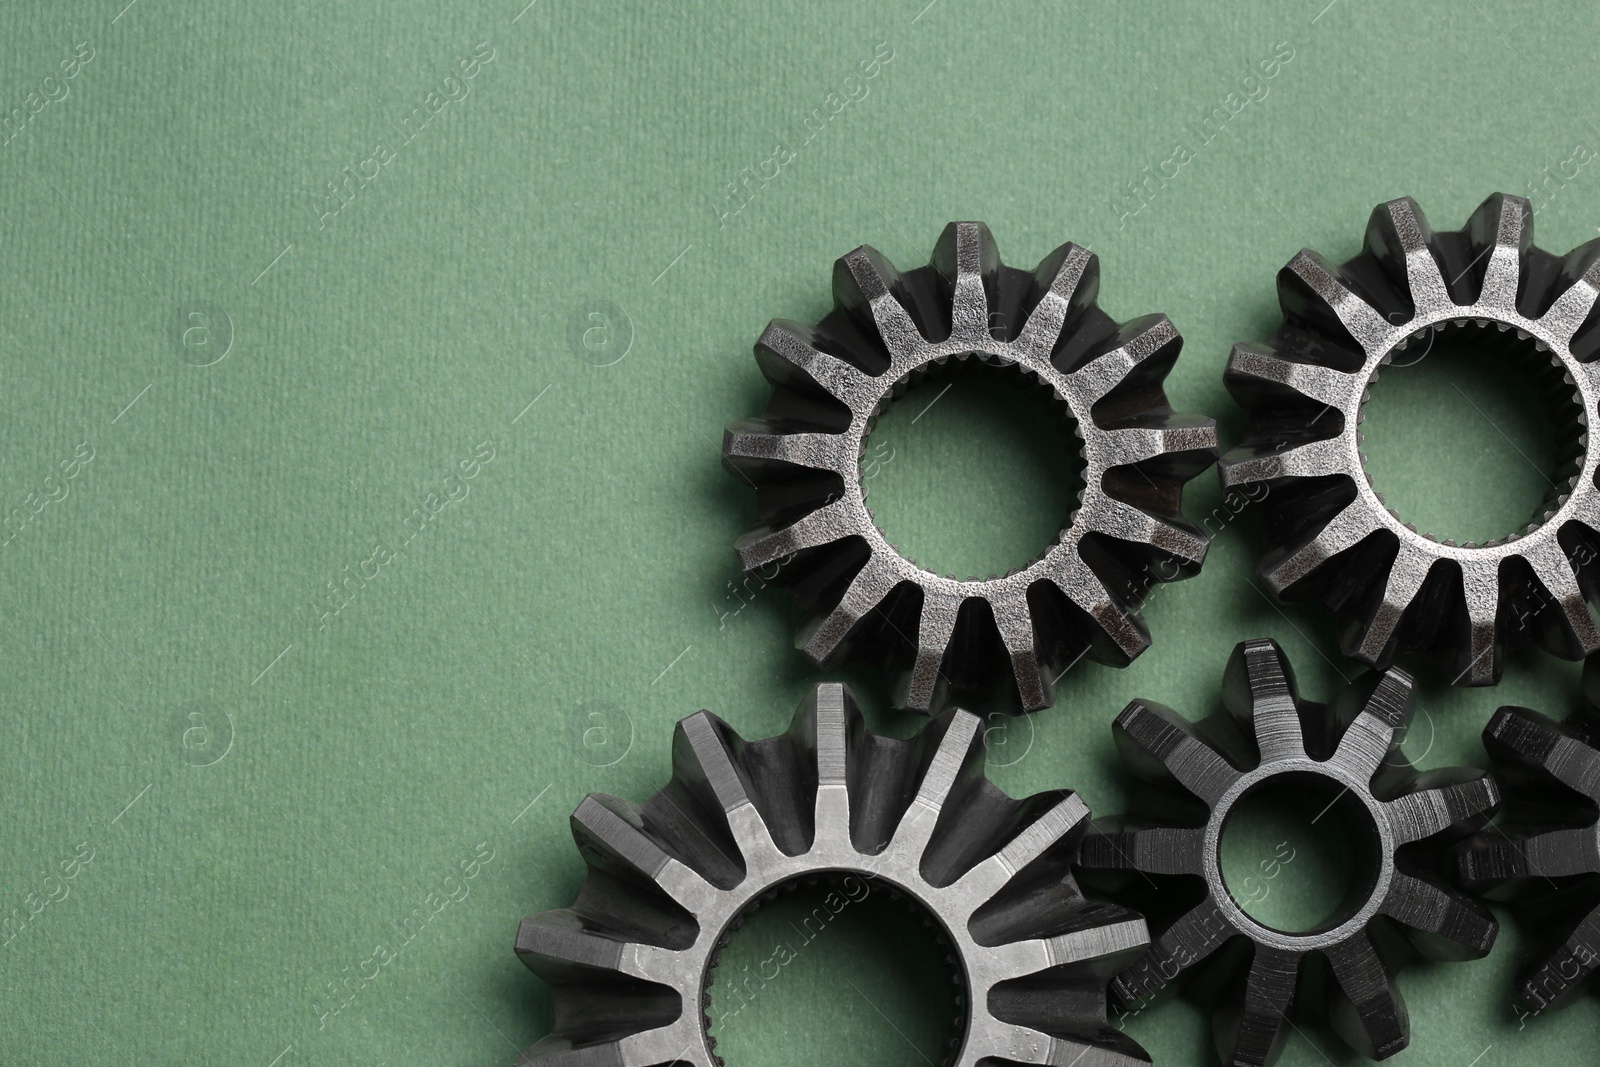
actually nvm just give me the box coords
[832,243,925,356]
[1523,541,1600,659]
[734,496,852,571]
[956,791,1097,905]
[1364,195,1451,314]
[1106,898,1236,1008]
[1514,908,1600,1015]
[1077,823,1204,878]
[516,1035,639,1067]
[799,560,899,668]
[1450,568,1503,685]
[1111,699,1236,805]
[1278,247,1394,354]
[1540,237,1600,344]
[1383,873,1498,960]
[887,711,985,856]
[673,712,783,862]
[515,910,630,977]
[1222,638,1305,760]
[898,594,959,715]
[1455,829,1529,894]
[1064,314,1182,405]
[1331,659,1420,767]
[991,592,1049,712]
[674,713,753,816]
[723,420,848,477]
[931,221,1000,341]
[1466,193,1533,311]
[754,318,877,401]
[1212,947,1300,1067]
[1047,559,1151,665]
[1260,499,1378,596]
[1221,437,1346,488]
[1386,773,1499,844]
[1016,241,1099,357]
[569,795,717,906]
[1485,705,1600,801]
[1325,933,1410,1060]
[794,682,862,840]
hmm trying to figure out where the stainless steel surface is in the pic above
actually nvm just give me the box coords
[1078,638,1499,1066]
[515,682,1151,1067]
[1458,657,1600,1018]
[1219,193,1600,686]
[724,222,1218,713]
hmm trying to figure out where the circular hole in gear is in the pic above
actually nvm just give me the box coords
[1359,322,1584,545]
[863,361,1084,579]
[1218,774,1382,934]
[705,874,964,1067]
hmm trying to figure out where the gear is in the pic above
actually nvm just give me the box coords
[723,222,1218,713]
[1076,638,1499,1066]
[1219,193,1600,686]
[515,682,1151,1067]
[1457,660,1600,1019]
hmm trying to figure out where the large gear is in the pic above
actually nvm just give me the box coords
[1219,193,1600,685]
[723,222,1218,714]
[515,682,1151,1067]
[1076,638,1499,1066]
[1457,661,1600,1019]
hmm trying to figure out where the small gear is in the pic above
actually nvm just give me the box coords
[1457,661,1600,1019]
[515,682,1150,1067]
[1076,638,1499,1066]
[1219,193,1600,685]
[723,222,1218,713]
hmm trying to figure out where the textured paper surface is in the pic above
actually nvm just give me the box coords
[2,0,1597,1063]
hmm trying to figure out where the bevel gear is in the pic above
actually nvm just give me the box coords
[1220,193,1600,685]
[1076,639,1499,1066]
[723,222,1217,713]
[1458,659,1600,1018]
[515,682,1150,1066]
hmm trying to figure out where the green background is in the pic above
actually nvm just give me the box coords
[3,0,1598,1064]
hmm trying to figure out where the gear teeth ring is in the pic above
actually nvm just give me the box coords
[516,682,1151,1067]
[723,222,1218,714]
[1219,193,1600,686]
[1457,657,1600,1019]
[1076,638,1499,1066]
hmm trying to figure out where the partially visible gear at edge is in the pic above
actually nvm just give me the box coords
[1457,656,1600,1019]
[515,682,1151,1066]
[1219,193,1600,686]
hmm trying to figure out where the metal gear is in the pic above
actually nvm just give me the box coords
[515,682,1151,1067]
[1076,638,1500,1066]
[723,222,1218,714]
[1457,660,1600,1018]
[1218,193,1600,686]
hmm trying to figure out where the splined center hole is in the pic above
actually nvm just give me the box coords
[863,361,1083,579]
[1219,775,1381,934]
[705,875,963,1067]
[1359,323,1582,544]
